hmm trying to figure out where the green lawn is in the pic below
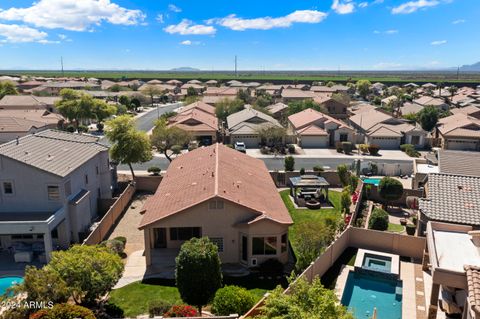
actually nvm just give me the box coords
[280,189,342,253]
[387,223,405,233]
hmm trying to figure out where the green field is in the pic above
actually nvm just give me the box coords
[2,70,480,85]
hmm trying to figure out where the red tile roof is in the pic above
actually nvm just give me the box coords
[139,144,293,229]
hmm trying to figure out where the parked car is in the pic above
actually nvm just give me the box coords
[234,141,246,153]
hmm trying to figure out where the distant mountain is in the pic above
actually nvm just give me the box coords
[170,67,200,72]
[459,62,480,71]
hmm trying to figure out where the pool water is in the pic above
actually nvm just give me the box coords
[363,254,392,273]
[0,276,23,296]
[341,272,402,319]
[362,178,381,186]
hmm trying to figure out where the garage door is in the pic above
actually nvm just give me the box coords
[300,136,328,148]
[446,139,479,151]
[370,137,400,149]
[231,135,260,148]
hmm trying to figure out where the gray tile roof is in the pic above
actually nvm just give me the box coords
[0,129,108,177]
[438,150,480,177]
[419,173,480,225]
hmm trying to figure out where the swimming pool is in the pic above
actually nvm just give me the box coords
[362,178,381,186]
[341,272,402,319]
[363,253,392,273]
[0,276,23,296]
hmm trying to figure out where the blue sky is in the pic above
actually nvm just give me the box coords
[0,0,477,70]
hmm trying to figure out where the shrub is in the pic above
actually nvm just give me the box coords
[258,258,284,276]
[103,239,125,255]
[103,301,124,318]
[148,300,172,318]
[368,144,380,155]
[411,215,418,225]
[340,189,351,215]
[147,166,161,176]
[96,122,104,131]
[406,224,416,235]
[66,125,75,133]
[287,144,296,154]
[335,141,343,153]
[355,217,364,228]
[359,144,369,154]
[260,146,270,155]
[284,156,295,172]
[78,125,89,133]
[171,144,183,155]
[400,144,420,157]
[188,143,198,151]
[313,165,324,172]
[211,286,256,316]
[378,177,404,204]
[299,167,305,175]
[368,208,389,231]
[164,305,197,317]
[341,142,352,154]
[113,236,127,246]
[30,303,95,319]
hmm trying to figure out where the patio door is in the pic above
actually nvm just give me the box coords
[241,235,248,263]
[153,228,167,249]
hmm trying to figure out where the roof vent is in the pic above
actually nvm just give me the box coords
[191,182,197,186]
[458,185,463,190]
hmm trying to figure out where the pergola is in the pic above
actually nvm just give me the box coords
[289,175,330,203]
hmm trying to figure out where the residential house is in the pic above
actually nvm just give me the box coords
[435,113,480,151]
[169,108,218,145]
[349,108,426,149]
[29,81,101,95]
[179,101,216,116]
[281,89,317,103]
[438,150,480,176]
[414,96,449,111]
[288,108,354,148]
[204,86,239,97]
[226,107,284,147]
[205,80,218,87]
[451,105,480,120]
[381,95,398,108]
[139,143,293,268]
[256,85,284,98]
[310,86,336,94]
[313,95,349,119]
[0,130,112,262]
[180,83,205,95]
[17,80,45,91]
[0,95,60,112]
[0,109,63,143]
[266,102,289,120]
[202,95,236,106]
[399,102,424,116]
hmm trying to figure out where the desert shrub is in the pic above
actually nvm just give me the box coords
[148,300,172,318]
[113,236,127,246]
[102,239,125,255]
[66,125,75,133]
[359,144,369,154]
[77,125,89,133]
[284,156,295,172]
[164,305,197,317]
[368,144,380,155]
[368,208,389,231]
[147,166,161,176]
[400,144,420,157]
[30,303,95,319]
[341,142,352,154]
[211,286,256,316]
[336,141,343,153]
[287,144,295,154]
[313,165,324,172]
[103,301,124,319]
[299,168,305,175]
[260,146,270,155]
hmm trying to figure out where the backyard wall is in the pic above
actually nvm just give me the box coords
[83,183,136,245]
[117,173,163,192]
[367,185,424,206]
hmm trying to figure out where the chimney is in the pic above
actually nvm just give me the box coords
[469,231,480,246]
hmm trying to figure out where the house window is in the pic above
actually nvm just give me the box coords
[85,174,89,185]
[2,181,13,195]
[170,227,201,241]
[339,133,348,142]
[281,234,288,253]
[210,237,224,252]
[411,135,420,145]
[209,200,224,210]
[252,236,277,255]
[96,166,99,175]
[47,185,60,201]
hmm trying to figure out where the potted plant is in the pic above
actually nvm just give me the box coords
[406,224,416,235]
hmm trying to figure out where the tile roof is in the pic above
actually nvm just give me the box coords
[438,150,480,177]
[0,95,60,107]
[451,105,480,118]
[0,109,63,133]
[413,96,447,107]
[169,109,218,132]
[288,108,350,130]
[437,113,480,137]
[266,102,288,114]
[400,102,424,115]
[349,108,392,131]
[281,89,317,99]
[180,101,216,115]
[227,107,281,131]
[0,129,107,177]
[465,265,480,314]
[296,124,328,136]
[419,173,480,225]
[139,143,293,228]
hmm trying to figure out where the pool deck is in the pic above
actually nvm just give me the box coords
[334,260,419,319]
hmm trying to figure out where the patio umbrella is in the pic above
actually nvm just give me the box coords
[372,307,377,319]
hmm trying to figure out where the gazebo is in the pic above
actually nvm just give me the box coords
[289,175,330,207]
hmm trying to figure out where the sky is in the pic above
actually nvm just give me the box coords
[0,0,478,70]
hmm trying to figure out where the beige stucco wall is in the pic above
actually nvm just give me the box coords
[144,197,290,266]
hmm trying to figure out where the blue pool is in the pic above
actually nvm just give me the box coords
[362,178,381,186]
[0,276,23,296]
[341,272,402,319]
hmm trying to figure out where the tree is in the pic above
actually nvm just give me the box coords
[183,95,201,105]
[237,88,252,104]
[0,80,18,98]
[331,92,350,106]
[294,221,336,271]
[368,208,389,231]
[29,303,96,319]
[257,276,353,319]
[19,266,70,304]
[326,81,336,87]
[256,125,286,148]
[118,95,133,111]
[378,177,404,207]
[186,87,198,97]
[448,85,458,98]
[47,245,123,305]
[176,237,222,315]
[105,115,153,178]
[215,98,244,121]
[141,85,164,107]
[340,188,352,215]
[91,99,117,123]
[211,285,255,316]
[254,95,272,108]
[356,79,372,99]
[284,156,295,172]
[337,164,350,187]
[417,105,439,131]
[287,99,326,115]
[150,119,191,162]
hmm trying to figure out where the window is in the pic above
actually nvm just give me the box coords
[252,236,277,255]
[47,185,60,201]
[85,174,89,185]
[11,234,33,240]
[209,200,224,210]
[96,166,99,175]
[210,237,224,252]
[339,133,348,142]
[2,181,13,195]
[170,227,201,241]
[411,135,420,145]
[281,234,288,253]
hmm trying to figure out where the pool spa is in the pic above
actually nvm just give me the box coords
[340,250,402,319]
[361,177,382,186]
[0,276,23,296]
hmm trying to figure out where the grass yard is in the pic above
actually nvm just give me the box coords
[280,189,342,253]
[387,223,405,233]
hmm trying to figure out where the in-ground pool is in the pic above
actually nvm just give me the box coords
[341,272,402,319]
[361,178,381,186]
[0,276,23,296]
[363,253,392,273]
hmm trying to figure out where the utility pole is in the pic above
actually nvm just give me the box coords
[457,66,460,80]
[234,55,238,77]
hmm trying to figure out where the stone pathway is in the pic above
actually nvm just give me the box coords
[414,263,428,319]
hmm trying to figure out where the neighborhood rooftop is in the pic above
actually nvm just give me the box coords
[438,150,480,176]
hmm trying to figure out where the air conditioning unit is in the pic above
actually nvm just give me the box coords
[251,258,257,266]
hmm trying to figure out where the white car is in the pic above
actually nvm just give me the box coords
[234,142,246,153]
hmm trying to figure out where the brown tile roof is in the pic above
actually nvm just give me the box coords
[465,265,480,314]
[297,124,328,136]
[438,150,480,177]
[349,108,393,131]
[281,89,316,99]
[414,96,447,107]
[139,144,293,228]
[169,109,218,131]
[204,87,239,96]
[288,108,350,130]
[202,95,236,105]
[437,113,480,137]
[451,105,480,118]
[181,101,216,115]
